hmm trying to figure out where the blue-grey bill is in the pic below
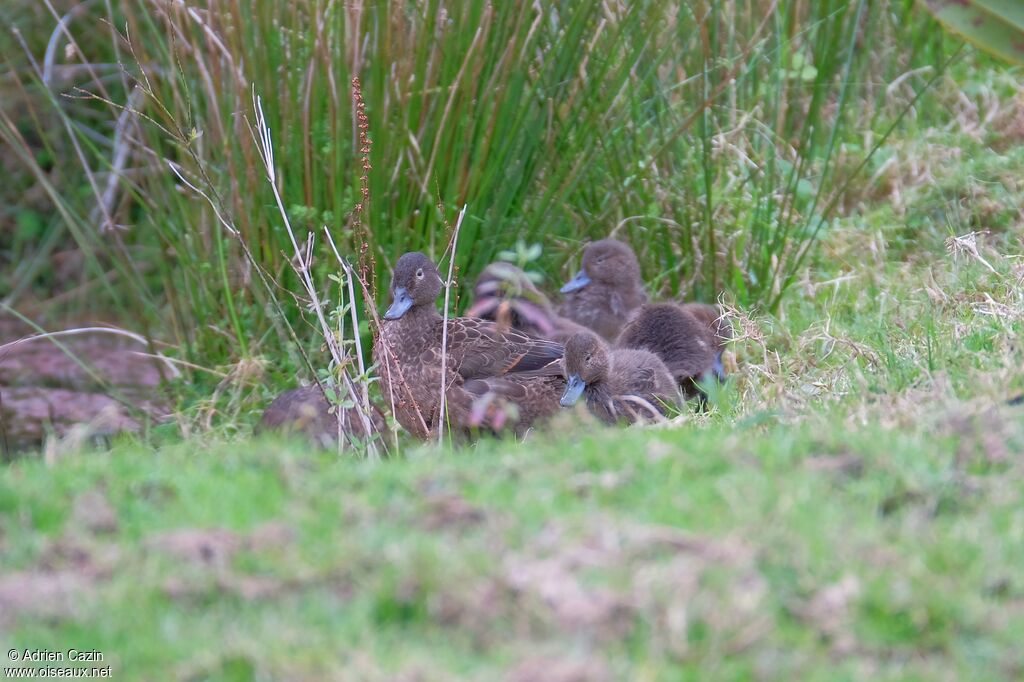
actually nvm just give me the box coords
[384,287,413,320]
[560,374,587,407]
[712,352,726,382]
[559,269,591,293]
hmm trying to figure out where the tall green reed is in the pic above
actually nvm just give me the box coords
[2,0,956,377]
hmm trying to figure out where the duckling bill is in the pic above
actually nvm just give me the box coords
[560,269,591,293]
[560,373,587,407]
[558,238,648,341]
[559,331,677,425]
[385,286,415,320]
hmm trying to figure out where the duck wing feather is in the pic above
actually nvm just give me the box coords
[446,317,565,379]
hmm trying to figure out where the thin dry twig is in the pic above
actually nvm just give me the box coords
[438,204,468,446]
[616,394,670,424]
[946,231,998,274]
[91,86,143,228]
[249,90,380,458]
[0,320,180,380]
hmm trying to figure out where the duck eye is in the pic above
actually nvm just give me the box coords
[415,268,424,279]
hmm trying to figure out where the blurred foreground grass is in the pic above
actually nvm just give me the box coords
[3,2,1024,678]
[2,405,1023,680]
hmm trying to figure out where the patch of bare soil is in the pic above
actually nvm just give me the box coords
[947,404,1022,469]
[70,490,119,534]
[434,517,769,661]
[145,528,246,567]
[145,522,302,602]
[805,452,865,480]
[1,387,151,447]
[992,95,1024,152]
[419,492,487,531]
[505,655,610,682]
[0,571,92,628]
[0,533,121,630]
[0,326,172,449]
[0,333,167,389]
[792,574,862,656]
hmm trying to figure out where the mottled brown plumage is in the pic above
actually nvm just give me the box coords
[616,303,720,394]
[374,252,566,439]
[258,385,385,447]
[560,332,678,425]
[466,262,591,343]
[558,239,648,341]
[679,302,732,354]
[464,374,566,436]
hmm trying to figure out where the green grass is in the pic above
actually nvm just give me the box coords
[3,409,1023,680]
[2,0,956,373]
[4,136,1024,674]
[3,1,1024,677]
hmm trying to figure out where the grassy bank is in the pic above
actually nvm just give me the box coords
[3,1,1024,677]
[3,110,1024,676]
[3,406,1023,679]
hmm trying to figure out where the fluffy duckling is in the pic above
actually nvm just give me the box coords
[616,303,721,395]
[258,385,385,447]
[373,252,566,438]
[559,331,677,425]
[679,302,731,380]
[559,238,648,341]
[466,262,591,343]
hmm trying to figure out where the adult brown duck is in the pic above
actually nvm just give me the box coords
[558,238,648,341]
[465,262,591,343]
[559,331,678,425]
[373,252,566,439]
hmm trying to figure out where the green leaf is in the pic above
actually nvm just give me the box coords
[922,0,1024,65]
[796,178,816,202]
[15,210,44,244]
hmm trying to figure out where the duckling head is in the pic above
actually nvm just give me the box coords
[560,238,641,293]
[560,332,610,406]
[385,252,443,320]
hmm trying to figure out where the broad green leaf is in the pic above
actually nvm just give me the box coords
[922,0,1024,65]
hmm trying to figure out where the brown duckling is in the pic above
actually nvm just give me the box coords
[616,303,721,395]
[559,331,677,425]
[680,303,730,343]
[258,385,385,447]
[559,238,648,341]
[679,302,732,380]
[465,262,591,343]
[374,252,566,439]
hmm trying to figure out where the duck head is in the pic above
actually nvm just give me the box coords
[559,332,609,406]
[385,252,443,320]
[560,238,641,293]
